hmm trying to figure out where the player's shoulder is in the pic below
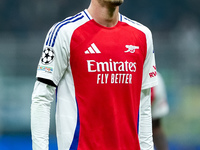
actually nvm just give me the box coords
[120,14,152,36]
[45,10,90,47]
[49,10,90,34]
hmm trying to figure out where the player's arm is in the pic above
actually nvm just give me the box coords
[31,22,68,150]
[31,80,56,150]
[139,26,157,150]
[152,119,169,150]
[138,88,154,150]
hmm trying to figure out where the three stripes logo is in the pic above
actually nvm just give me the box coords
[85,43,101,54]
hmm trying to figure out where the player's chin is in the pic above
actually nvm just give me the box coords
[107,0,124,6]
[114,1,123,6]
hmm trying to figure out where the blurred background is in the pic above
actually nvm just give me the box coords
[0,0,200,149]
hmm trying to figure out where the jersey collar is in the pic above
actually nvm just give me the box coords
[83,9,122,22]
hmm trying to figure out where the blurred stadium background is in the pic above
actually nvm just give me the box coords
[0,0,200,149]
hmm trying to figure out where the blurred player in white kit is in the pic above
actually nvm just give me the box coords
[151,72,169,150]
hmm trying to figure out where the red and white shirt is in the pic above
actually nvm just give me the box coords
[36,10,157,150]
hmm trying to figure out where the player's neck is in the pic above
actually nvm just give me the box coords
[87,2,119,27]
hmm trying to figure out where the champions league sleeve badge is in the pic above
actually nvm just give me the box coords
[41,47,55,65]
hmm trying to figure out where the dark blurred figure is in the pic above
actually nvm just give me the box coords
[151,72,169,150]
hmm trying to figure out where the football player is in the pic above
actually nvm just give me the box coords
[31,0,158,149]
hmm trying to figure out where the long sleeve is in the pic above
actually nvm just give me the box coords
[31,81,56,150]
[138,88,154,150]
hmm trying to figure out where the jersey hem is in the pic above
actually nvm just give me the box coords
[36,73,59,86]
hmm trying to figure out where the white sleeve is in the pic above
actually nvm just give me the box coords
[138,88,154,150]
[36,24,69,85]
[142,28,157,90]
[31,81,56,150]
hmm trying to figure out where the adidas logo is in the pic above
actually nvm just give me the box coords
[85,43,101,54]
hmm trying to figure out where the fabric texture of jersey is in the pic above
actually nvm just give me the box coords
[151,73,169,119]
[36,10,157,150]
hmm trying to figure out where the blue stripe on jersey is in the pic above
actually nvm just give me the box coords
[120,14,123,22]
[124,17,142,26]
[69,99,80,150]
[83,10,91,20]
[46,12,83,47]
[45,29,53,46]
[137,110,140,134]
[51,15,84,47]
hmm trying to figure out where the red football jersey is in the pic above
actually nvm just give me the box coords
[36,10,157,150]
